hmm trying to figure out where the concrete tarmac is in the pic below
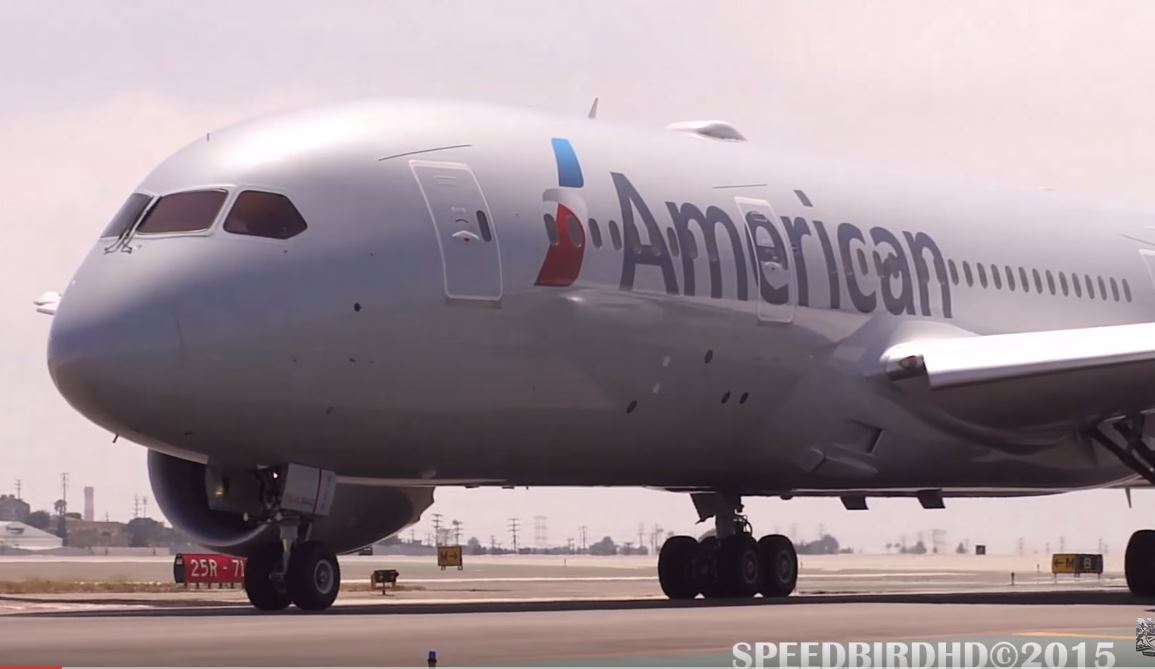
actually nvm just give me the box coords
[1,555,1151,666]
[4,592,1155,666]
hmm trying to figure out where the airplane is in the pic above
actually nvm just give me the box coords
[40,98,1155,611]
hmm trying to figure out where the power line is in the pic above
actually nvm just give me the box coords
[509,517,521,553]
[534,515,547,550]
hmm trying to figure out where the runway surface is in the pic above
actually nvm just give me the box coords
[2,554,1152,666]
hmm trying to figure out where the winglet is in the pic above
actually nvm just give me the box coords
[34,291,61,316]
[587,97,599,120]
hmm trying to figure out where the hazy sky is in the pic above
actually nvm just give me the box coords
[5,1,1155,554]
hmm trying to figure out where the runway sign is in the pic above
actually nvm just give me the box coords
[437,545,464,570]
[174,552,246,586]
[1051,553,1103,575]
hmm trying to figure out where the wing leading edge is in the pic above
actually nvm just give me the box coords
[880,322,1155,429]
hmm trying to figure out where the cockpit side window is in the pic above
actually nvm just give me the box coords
[223,191,309,240]
[100,193,153,238]
[136,189,228,234]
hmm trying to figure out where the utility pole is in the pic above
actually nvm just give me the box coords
[534,515,547,551]
[650,524,664,555]
[509,517,521,553]
[579,525,588,553]
[490,535,497,553]
[142,496,149,519]
[431,513,443,546]
[15,479,21,500]
[58,472,70,546]
[452,519,462,546]
[133,495,141,519]
[637,523,645,550]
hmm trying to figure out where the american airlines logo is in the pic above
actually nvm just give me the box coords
[536,138,953,319]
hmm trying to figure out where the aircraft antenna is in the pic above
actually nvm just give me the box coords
[587,97,599,120]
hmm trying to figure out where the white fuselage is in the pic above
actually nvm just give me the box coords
[47,99,1153,497]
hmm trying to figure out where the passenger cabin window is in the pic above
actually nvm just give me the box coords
[666,228,680,256]
[101,193,153,238]
[588,219,602,248]
[223,191,309,240]
[608,221,623,250]
[543,214,558,245]
[565,213,583,248]
[136,189,227,234]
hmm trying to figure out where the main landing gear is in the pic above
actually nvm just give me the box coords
[658,493,798,600]
[1088,416,1155,598]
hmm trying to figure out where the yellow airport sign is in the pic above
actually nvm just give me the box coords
[438,545,464,570]
[1051,553,1103,575]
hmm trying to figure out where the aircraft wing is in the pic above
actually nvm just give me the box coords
[880,322,1155,429]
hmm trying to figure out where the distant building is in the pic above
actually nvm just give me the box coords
[0,494,30,522]
[83,486,95,521]
[64,518,131,549]
[0,522,62,551]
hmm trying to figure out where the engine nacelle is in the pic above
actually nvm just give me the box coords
[148,450,433,556]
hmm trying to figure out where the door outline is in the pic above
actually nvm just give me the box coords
[734,196,795,324]
[410,160,503,302]
[1138,250,1155,304]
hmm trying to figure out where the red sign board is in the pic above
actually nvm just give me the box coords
[174,553,246,585]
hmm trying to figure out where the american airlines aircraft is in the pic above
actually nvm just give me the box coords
[40,99,1155,611]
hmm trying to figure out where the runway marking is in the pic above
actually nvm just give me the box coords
[1014,631,1134,640]
[402,576,655,583]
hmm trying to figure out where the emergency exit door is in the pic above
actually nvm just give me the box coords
[410,160,502,301]
[734,197,794,324]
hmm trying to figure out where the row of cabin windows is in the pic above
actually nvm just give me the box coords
[546,213,1135,305]
[102,189,308,241]
[543,213,708,260]
[947,259,1131,303]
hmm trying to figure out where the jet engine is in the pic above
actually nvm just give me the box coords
[147,450,433,556]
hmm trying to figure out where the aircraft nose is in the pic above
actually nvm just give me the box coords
[47,276,185,437]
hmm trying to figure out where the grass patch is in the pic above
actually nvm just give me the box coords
[0,579,427,594]
[0,579,190,594]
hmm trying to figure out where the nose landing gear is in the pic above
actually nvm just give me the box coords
[657,493,798,600]
[228,463,343,612]
[243,529,343,612]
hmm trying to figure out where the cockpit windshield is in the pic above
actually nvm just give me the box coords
[135,189,228,234]
[223,191,309,240]
[99,193,153,238]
